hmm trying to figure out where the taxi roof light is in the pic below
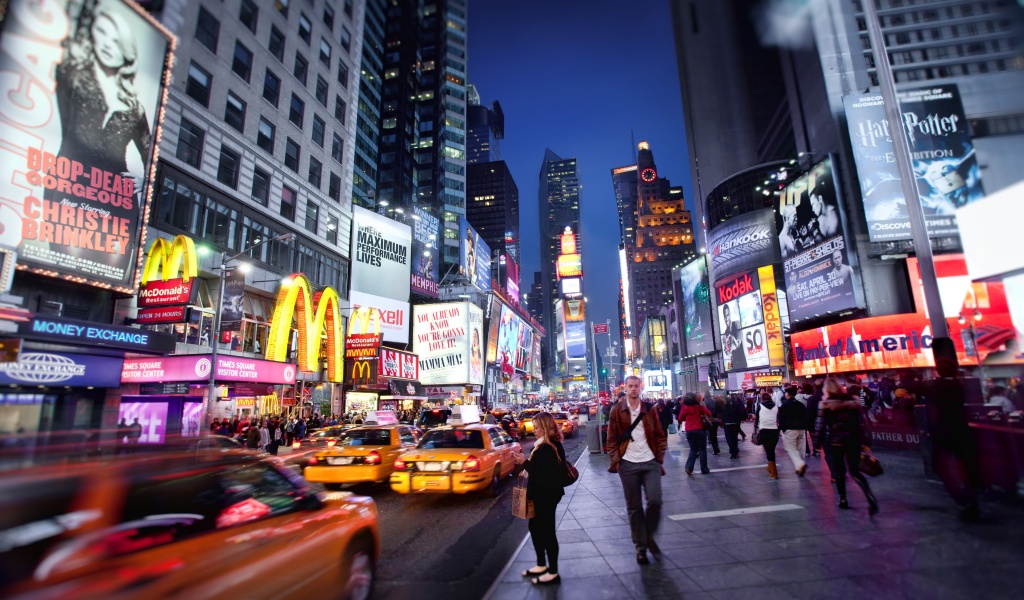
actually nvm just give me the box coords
[462,455,481,472]
[449,405,480,426]
[364,410,398,425]
[365,451,382,465]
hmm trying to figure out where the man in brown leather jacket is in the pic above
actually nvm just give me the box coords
[605,375,667,564]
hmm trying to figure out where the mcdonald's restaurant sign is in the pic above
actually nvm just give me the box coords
[345,306,382,359]
[138,235,199,308]
[345,358,378,386]
[265,273,345,383]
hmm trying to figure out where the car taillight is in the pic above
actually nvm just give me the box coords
[365,451,382,465]
[394,458,407,471]
[327,440,336,447]
[463,455,481,472]
[292,442,301,449]
[308,457,319,466]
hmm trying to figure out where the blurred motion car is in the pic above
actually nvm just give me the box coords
[551,411,579,438]
[305,412,420,487]
[0,449,380,600]
[390,406,522,497]
[517,408,543,436]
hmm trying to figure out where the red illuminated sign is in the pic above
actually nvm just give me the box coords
[716,272,755,303]
[136,305,188,324]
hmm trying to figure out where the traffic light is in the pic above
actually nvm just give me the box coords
[600,367,607,376]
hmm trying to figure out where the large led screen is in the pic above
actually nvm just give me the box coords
[459,218,492,293]
[677,255,715,356]
[776,157,858,323]
[412,302,484,385]
[411,206,440,297]
[495,304,533,375]
[717,267,784,371]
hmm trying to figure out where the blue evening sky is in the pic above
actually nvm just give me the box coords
[468,0,693,353]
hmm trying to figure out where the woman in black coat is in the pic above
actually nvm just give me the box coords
[816,378,879,514]
[518,412,566,585]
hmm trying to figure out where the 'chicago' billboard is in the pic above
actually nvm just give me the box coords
[350,205,412,301]
[776,157,858,323]
[707,209,780,282]
[843,85,983,242]
[1,0,175,293]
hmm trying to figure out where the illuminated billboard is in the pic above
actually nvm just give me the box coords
[557,254,582,278]
[564,298,585,322]
[565,321,587,361]
[676,255,714,356]
[561,277,582,297]
[459,218,492,292]
[350,205,412,301]
[501,252,520,303]
[413,302,484,385]
[843,85,983,242]
[777,156,858,323]
[717,266,784,371]
[2,0,174,293]
[496,304,533,375]
[411,206,440,297]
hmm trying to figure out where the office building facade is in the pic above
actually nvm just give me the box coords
[467,160,520,265]
[467,94,504,164]
[352,0,385,209]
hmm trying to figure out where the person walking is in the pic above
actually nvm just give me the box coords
[779,387,809,476]
[816,378,879,514]
[805,383,822,457]
[258,420,270,453]
[606,376,668,565]
[678,393,713,476]
[518,412,565,585]
[657,398,674,436]
[755,393,781,479]
[921,358,980,521]
[721,394,747,459]
[245,422,260,450]
[703,393,722,455]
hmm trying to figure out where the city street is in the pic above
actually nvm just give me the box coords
[303,425,590,600]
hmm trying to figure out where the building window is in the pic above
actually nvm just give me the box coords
[312,115,325,147]
[337,61,349,87]
[323,4,334,29]
[331,133,343,164]
[269,26,285,61]
[319,38,332,67]
[224,92,246,132]
[328,172,341,201]
[305,202,319,233]
[308,156,322,188]
[263,69,281,106]
[299,13,312,44]
[275,0,289,18]
[315,76,329,106]
[256,117,275,153]
[186,62,211,107]
[294,53,308,85]
[289,94,305,128]
[340,26,351,52]
[232,42,253,82]
[281,185,296,220]
[344,0,352,17]
[284,138,300,172]
[334,96,347,122]
[176,119,205,168]
[251,167,271,205]
[217,146,241,189]
[195,7,219,52]
[382,117,396,129]
[326,212,338,244]
[239,0,258,33]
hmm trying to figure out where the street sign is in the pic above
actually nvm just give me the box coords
[593,323,609,334]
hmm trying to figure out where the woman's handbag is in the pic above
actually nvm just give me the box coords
[751,427,763,446]
[512,473,534,519]
[859,450,884,477]
[562,460,579,487]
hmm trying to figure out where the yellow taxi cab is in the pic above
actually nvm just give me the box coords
[551,411,579,438]
[390,406,522,497]
[0,449,379,600]
[304,411,419,487]
[517,408,543,436]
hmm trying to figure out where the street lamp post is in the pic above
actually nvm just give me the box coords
[658,343,667,399]
[203,232,296,431]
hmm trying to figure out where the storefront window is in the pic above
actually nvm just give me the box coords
[234,293,274,354]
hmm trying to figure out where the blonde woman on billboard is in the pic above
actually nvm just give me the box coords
[58,0,151,186]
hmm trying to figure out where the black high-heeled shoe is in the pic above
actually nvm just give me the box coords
[532,573,561,585]
[522,566,547,577]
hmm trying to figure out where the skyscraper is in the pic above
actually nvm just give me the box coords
[376,0,468,273]
[539,149,581,381]
[467,96,504,164]
[352,0,386,209]
[467,161,520,263]
[613,142,696,357]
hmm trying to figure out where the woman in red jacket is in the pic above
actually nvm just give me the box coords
[678,393,713,476]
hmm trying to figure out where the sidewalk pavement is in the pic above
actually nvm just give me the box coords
[486,422,1023,600]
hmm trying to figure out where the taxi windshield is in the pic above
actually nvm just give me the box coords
[518,410,540,420]
[312,428,344,438]
[419,410,451,426]
[418,429,484,449]
[336,429,392,446]
[552,413,569,420]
